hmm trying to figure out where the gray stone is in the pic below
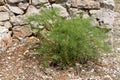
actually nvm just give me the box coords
[91,19,99,26]
[102,75,112,80]
[0,22,4,26]
[32,0,48,5]
[92,8,115,29]
[94,8,115,26]
[39,0,48,3]
[52,4,69,18]
[68,8,83,17]
[10,15,28,26]
[25,5,40,16]
[4,21,12,29]
[82,13,89,19]
[18,2,29,10]
[0,12,9,21]
[7,0,24,3]
[101,0,115,10]
[90,10,99,15]
[0,27,12,52]
[0,6,8,12]
[71,0,100,9]
[6,4,24,15]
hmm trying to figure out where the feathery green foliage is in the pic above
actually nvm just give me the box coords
[27,8,109,68]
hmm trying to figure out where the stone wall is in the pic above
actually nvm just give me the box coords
[0,0,115,52]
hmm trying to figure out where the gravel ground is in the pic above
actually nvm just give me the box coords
[0,41,120,80]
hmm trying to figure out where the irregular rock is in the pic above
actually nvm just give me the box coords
[68,8,83,17]
[102,75,112,80]
[0,27,12,52]
[91,19,99,26]
[101,0,115,10]
[13,25,32,39]
[90,10,99,15]
[25,36,39,43]
[0,12,9,21]
[4,21,12,29]
[52,4,69,18]
[0,22,4,26]
[71,0,100,9]
[0,0,5,5]
[6,0,24,3]
[6,4,24,14]
[0,6,8,11]
[92,8,114,28]
[10,14,28,26]
[32,0,48,5]
[18,2,29,10]
[25,5,40,16]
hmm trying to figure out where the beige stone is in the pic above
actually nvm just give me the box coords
[6,4,24,14]
[7,0,24,3]
[0,6,7,11]
[0,0,4,5]
[0,12,9,21]
[72,0,100,9]
[101,0,115,10]
[0,27,12,52]
[13,25,32,39]
[18,2,29,10]
[52,4,69,18]
[10,14,28,26]
[4,21,12,29]
[32,0,48,5]
[25,5,40,16]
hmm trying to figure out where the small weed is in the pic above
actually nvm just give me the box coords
[27,8,110,68]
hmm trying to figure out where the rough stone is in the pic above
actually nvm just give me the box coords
[93,8,114,26]
[31,0,48,5]
[4,21,12,29]
[71,0,100,9]
[91,19,99,26]
[101,0,115,10]
[0,6,8,11]
[7,0,24,3]
[68,8,83,17]
[13,25,32,39]
[0,12,9,21]
[18,2,29,10]
[102,75,112,80]
[25,36,40,44]
[90,10,99,15]
[25,5,40,16]
[10,14,28,26]
[0,27,12,52]
[0,22,4,26]
[52,4,69,18]
[6,4,24,14]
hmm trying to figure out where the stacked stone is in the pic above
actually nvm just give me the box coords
[0,0,115,52]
